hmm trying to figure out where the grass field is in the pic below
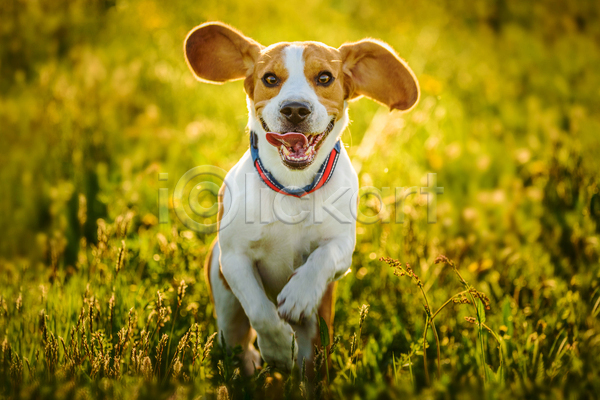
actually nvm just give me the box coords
[1,0,600,398]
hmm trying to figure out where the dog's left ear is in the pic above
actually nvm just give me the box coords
[339,39,419,111]
[184,22,263,84]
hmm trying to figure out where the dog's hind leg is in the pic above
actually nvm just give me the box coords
[206,239,261,375]
[293,282,336,380]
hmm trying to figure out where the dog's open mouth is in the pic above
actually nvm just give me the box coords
[261,119,335,169]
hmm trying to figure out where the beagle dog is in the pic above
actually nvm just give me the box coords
[184,22,419,374]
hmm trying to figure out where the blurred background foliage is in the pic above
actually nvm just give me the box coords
[1,0,600,398]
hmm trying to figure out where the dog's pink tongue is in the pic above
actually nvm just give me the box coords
[265,132,308,152]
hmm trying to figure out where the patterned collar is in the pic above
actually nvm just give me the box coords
[250,131,341,198]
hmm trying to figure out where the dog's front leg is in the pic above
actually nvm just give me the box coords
[220,251,298,371]
[277,237,353,324]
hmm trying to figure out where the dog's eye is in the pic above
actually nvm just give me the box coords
[316,72,333,86]
[262,73,279,87]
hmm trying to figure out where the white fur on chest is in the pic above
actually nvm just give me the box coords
[218,147,357,302]
[248,221,319,301]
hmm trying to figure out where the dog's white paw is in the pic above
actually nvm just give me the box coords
[277,271,325,325]
[257,322,297,372]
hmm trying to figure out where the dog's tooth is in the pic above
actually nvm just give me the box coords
[306,147,314,157]
[282,146,290,156]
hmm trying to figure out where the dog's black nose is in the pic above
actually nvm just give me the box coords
[280,102,311,125]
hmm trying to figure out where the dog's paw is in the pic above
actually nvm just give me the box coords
[257,322,297,372]
[277,271,325,325]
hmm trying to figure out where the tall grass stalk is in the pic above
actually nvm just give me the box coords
[381,255,502,386]
[165,280,187,369]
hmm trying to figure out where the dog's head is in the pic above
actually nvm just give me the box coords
[184,22,419,172]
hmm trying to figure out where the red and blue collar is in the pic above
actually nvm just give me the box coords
[250,131,341,198]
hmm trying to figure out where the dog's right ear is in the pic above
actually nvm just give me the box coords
[184,22,262,84]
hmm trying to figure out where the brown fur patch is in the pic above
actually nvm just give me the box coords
[216,183,226,231]
[317,282,337,347]
[309,282,337,379]
[203,184,231,313]
[302,44,346,122]
[252,43,289,115]
[215,184,231,291]
[204,237,218,307]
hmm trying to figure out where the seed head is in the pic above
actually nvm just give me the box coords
[155,334,169,369]
[202,332,218,362]
[452,293,471,305]
[359,304,370,329]
[141,356,153,380]
[469,288,491,310]
[313,344,324,374]
[109,294,115,324]
[157,291,164,309]
[115,241,126,274]
[329,335,341,355]
[40,285,46,304]
[15,292,22,314]
[434,255,452,265]
[177,280,188,307]
[192,324,202,365]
